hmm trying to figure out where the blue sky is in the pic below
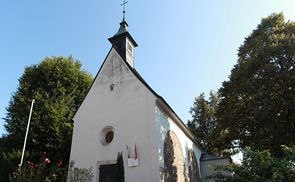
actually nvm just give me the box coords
[1,0,295,136]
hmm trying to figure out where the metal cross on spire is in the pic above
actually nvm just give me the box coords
[121,0,128,21]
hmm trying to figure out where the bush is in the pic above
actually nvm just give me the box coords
[67,161,93,182]
[10,152,67,182]
[208,145,295,182]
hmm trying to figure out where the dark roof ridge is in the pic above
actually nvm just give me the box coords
[73,45,205,153]
[112,46,205,152]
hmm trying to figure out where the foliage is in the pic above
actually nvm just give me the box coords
[208,145,295,182]
[116,152,125,182]
[187,91,220,154]
[0,145,40,181]
[214,13,295,156]
[10,152,67,182]
[67,161,93,182]
[1,56,92,180]
[10,158,93,182]
[0,149,22,181]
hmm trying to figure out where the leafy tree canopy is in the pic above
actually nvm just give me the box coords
[209,146,295,182]
[187,91,219,154]
[214,13,295,156]
[2,56,92,163]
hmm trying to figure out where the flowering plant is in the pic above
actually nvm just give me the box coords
[10,152,67,182]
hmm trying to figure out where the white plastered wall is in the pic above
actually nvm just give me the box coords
[155,106,203,181]
[69,48,160,182]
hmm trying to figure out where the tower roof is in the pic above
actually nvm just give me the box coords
[108,20,138,47]
[114,20,129,36]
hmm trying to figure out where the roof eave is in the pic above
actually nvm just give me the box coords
[155,98,205,152]
[108,32,138,47]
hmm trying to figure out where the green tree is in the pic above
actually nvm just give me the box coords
[1,56,92,179]
[116,152,125,182]
[187,91,219,154]
[214,13,295,156]
[208,146,295,182]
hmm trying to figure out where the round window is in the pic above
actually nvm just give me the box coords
[100,127,115,145]
[105,131,114,143]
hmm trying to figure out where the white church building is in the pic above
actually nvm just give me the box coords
[69,17,230,182]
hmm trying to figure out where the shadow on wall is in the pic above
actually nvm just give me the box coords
[163,131,177,181]
[184,143,189,182]
[184,143,201,182]
[156,106,202,182]
[155,106,171,170]
[163,131,185,182]
[156,106,186,182]
[187,149,201,182]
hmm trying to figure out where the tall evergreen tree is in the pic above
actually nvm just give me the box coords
[187,91,219,154]
[214,13,295,156]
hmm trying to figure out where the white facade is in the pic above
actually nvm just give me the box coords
[70,48,160,182]
[69,20,230,182]
[69,47,208,181]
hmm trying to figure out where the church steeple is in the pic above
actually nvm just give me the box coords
[109,19,138,68]
[108,1,137,68]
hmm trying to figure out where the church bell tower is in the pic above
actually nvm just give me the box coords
[108,19,138,68]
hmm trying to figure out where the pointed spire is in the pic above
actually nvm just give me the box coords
[108,0,137,67]
[109,19,137,48]
[114,19,129,36]
[114,0,129,36]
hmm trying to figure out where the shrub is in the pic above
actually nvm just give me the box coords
[208,145,295,182]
